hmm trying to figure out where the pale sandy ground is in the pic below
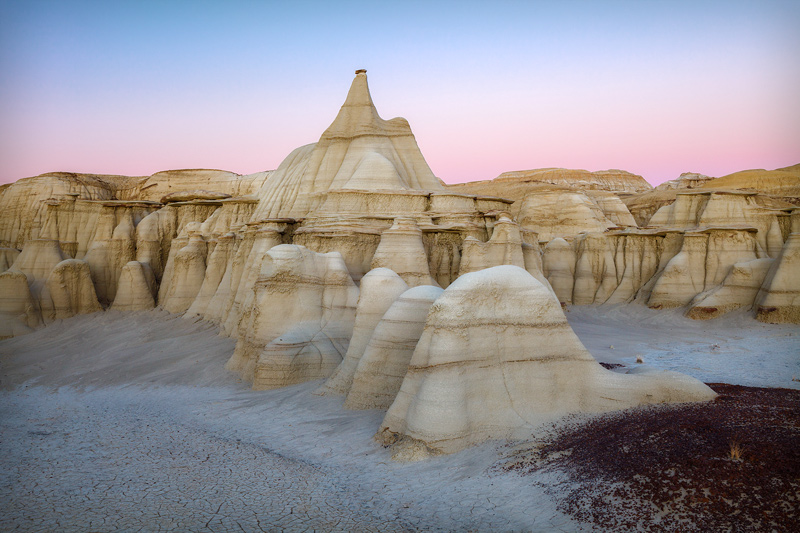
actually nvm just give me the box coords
[1,307,797,532]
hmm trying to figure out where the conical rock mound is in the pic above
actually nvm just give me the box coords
[378,265,716,455]
[252,70,443,220]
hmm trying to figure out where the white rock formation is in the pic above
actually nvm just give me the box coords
[251,69,444,220]
[370,218,438,287]
[345,284,443,410]
[377,266,716,455]
[687,258,774,319]
[225,245,359,389]
[317,268,409,396]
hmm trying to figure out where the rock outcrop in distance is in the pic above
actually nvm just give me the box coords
[0,69,797,456]
[623,165,800,227]
[654,172,715,191]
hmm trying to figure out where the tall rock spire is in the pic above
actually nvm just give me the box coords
[251,69,443,220]
[321,69,411,140]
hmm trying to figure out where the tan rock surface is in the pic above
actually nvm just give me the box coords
[370,218,438,287]
[648,229,761,309]
[0,248,21,272]
[0,173,135,249]
[624,165,799,227]
[9,239,67,287]
[459,215,526,275]
[755,233,800,324]
[129,169,270,203]
[449,167,651,196]
[184,235,235,318]
[648,191,785,257]
[517,190,618,242]
[159,234,208,314]
[160,190,232,203]
[39,259,102,322]
[111,261,157,311]
[0,270,40,338]
[699,166,800,198]
[654,172,715,191]
[82,209,136,305]
[542,238,576,304]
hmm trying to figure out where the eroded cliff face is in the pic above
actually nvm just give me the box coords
[1,70,797,456]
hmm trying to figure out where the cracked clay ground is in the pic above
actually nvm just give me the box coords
[1,307,798,531]
[0,310,574,532]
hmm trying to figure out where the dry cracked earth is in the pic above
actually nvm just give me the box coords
[1,308,797,532]
[2,389,409,532]
[0,311,574,532]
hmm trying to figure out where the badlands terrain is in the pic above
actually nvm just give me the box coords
[1,70,799,531]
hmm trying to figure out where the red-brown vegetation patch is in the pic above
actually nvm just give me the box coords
[501,384,800,531]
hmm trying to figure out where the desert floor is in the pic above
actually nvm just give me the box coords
[1,306,798,532]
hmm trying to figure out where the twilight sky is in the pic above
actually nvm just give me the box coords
[1,0,798,186]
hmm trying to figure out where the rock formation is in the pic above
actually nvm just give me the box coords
[318,268,409,396]
[377,266,716,455]
[344,284,443,411]
[225,245,359,389]
[518,190,621,242]
[654,172,715,191]
[687,258,774,319]
[370,219,439,287]
[754,233,800,324]
[112,261,158,311]
[623,166,799,228]
[449,167,652,197]
[250,69,444,220]
[39,259,102,323]
[0,270,40,339]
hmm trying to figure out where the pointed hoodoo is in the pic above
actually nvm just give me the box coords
[251,70,443,219]
[321,69,411,141]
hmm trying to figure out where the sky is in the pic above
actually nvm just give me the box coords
[1,0,798,186]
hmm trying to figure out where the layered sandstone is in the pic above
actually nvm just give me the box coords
[225,245,359,389]
[377,266,716,455]
[318,268,409,396]
[755,233,800,324]
[344,284,443,410]
[654,172,714,191]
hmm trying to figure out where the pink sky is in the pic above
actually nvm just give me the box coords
[1,1,798,187]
